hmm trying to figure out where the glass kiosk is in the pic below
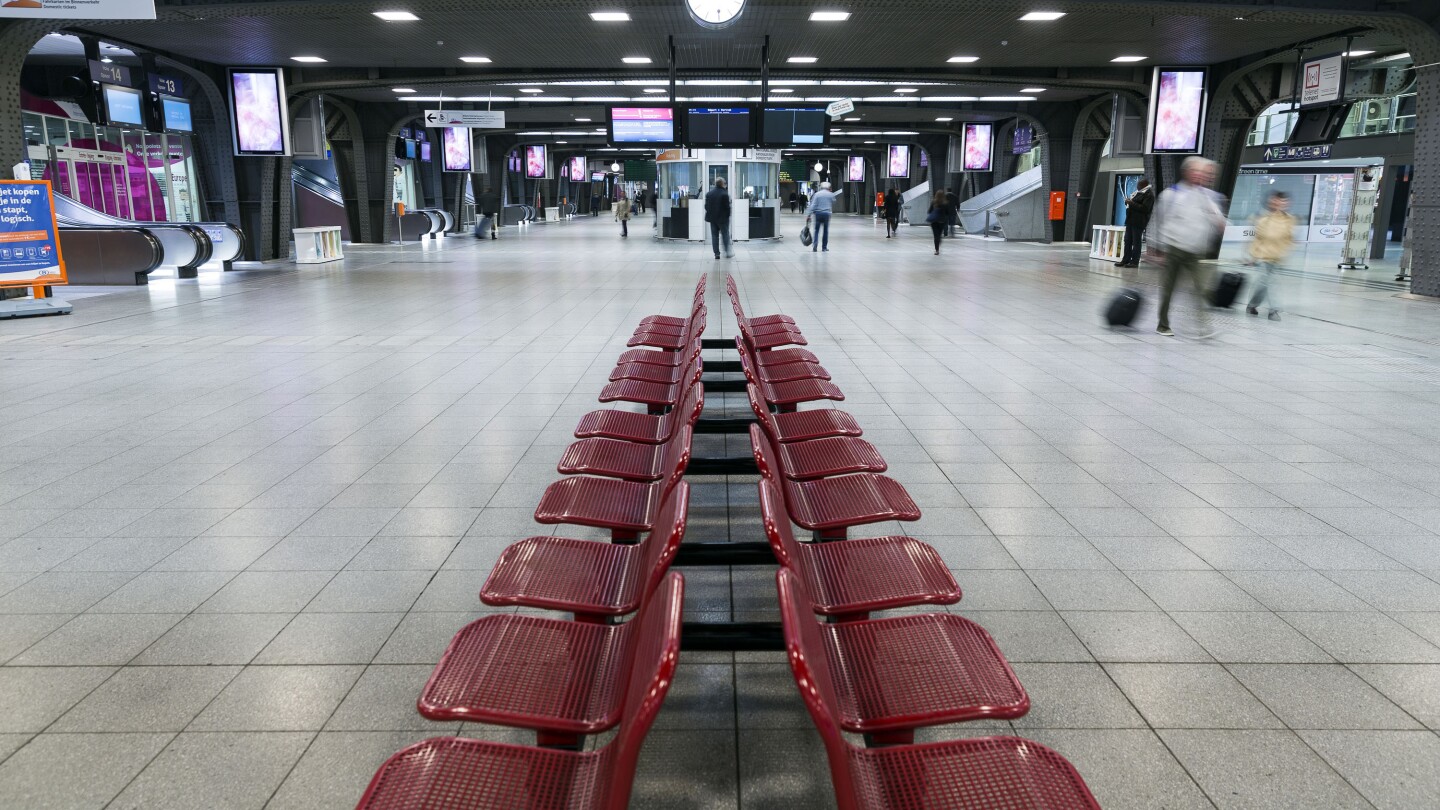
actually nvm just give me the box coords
[656,148,781,241]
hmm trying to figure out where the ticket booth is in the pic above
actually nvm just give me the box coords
[656,148,782,241]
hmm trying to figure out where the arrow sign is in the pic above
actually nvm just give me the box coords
[826,99,855,119]
[423,110,506,128]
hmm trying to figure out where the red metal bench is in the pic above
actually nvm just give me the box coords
[482,483,688,621]
[536,431,689,540]
[760,480,957,621]
[416,571,683,746]
[640,277,707,329]
[600,357,703,414]
[746,385,862,443]
[752,425,918,539]
[358,574,684,810]
[725,274,798,328]
[575,382,702,444]
[739,348,843,411]
[558,425,693,482]
[628,312,706,350]
[777,568,1028,746]
[732,337,830,381]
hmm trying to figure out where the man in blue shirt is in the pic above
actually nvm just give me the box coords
[808,182,837,252]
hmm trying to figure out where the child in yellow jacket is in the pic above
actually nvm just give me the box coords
[1247,191,1297,321]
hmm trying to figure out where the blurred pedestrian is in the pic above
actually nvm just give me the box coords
[883,188,901,237]
[789,191,798,213]
[807,182,836,252]
[1116,178,1154,267]
[944,189,959,237]
[615,190,631,238]
[705,177,733,259]
[1152,156,1226,337]
[1246,190,1296,321]
[926,190,953,255]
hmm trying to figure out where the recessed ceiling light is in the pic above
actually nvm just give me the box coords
[623,56,652,64]
[1111,55,1146,62]
[1345,50,1375,57]
[459,56,492,63]
[100,56,113,63]
[947,56,979,63]
[556,141,568,144]
[1020,11,1065,21]
[863,140,875,144]
[935,117,953,121]
[788,56,818,64]
[643,88,667,93]
[844,117,860,121]
[291,56,327,63]
[372,11,419,21]
[392,88,416,93]
[895,88,918,93]
[520,88,543,93]
[809,11,851,21]
[590,11,631,21]
[1020,87,1045,93]
[576,117,592,121]
[772,88,794,93]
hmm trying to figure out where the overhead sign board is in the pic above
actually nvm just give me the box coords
[148,73,184,96]
[1300,53,1346,108]
[0,0,155,19]
[0,180,66,288]
[88,60,131,86]
[424,109,506,128]
[826,99,855,119]
[1262,144,1332,162]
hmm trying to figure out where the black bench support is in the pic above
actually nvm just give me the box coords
[686,455,760,476]
[680,621,785,651]
[698,377,746,393]
[704,360,743,372]
[673,541,774,566]
[693,416,756,434]
[700,338,733,350]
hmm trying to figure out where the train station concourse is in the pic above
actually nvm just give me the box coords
[2,2,1440,809]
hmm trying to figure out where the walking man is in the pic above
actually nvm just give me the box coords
[1153,157,1226,338]
[705,177,733,259]
[808,181,837,253]
[1116,178,1154,267]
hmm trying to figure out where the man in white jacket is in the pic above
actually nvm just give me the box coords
[1151,157,1226,337]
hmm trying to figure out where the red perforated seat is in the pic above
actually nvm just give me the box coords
[744,323,808,350]
[610,341,700,382]
[482,484,688,620]
[747,385,862,443]
[752,426,918,539]
[738,344,841,409]
[358,574,684,810]
[760,480,958,620]
[574,383,703,444]
[628,312,705,349]
[778,569,1027,744]
[536,433,687,540]
[599,358,702,412]
[726,275,798,329]
[775,436,886,480]
[640,278,706,328]
[752,347,821,367]
[732,337,830,382]
[615,346,690,367]
[558,425,693,482]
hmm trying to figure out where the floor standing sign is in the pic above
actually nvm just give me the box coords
[0,179,71,319]
[1339,167,1380,271]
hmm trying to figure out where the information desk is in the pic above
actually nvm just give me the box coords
[294,226,344,264]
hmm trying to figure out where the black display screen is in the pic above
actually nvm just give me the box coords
[1287,103,1353,146]
[761,108,827,146]
[683,107,751,146]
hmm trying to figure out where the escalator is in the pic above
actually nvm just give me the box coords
[54,194,246,281]
[957,166,1045,239]
[292,164,351,240]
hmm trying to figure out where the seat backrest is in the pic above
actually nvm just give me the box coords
[600,571,685,810]
[745,384,777,436]
[775,568,859,810]
[735,339,759,386]
[659,424,693,496]
[749,423,780,482]
[641,482,689,599]
[757,478,799,568]
[661,381,704,438]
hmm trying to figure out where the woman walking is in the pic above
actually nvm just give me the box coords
[883,188,901,238]
[1246,191,1296,320]
[615,191,631,238]
[926,190,953,255]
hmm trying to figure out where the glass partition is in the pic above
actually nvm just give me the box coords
[734,160,778,203]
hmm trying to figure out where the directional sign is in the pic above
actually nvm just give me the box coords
[0,180,66,288]
[88,60,132,86]
[424,109,505,128]
[1262,144,1331,162]
[826,99,855,119]
[149,73,184,96]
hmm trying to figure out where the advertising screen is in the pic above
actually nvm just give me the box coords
[441,126,472,171]
[525,144,549,178]
[761,108,826,146]
[683,107,752,146]
[609,107,676,144]
[420,142,432,162]
[568,156,587,182]
[229,69,289,155]
[102,84,143,127]
[1012,121,1033,155]
[886,144,910,178]
[1287,103,1352,146]
[846,156,864,182]
[962,123,993,171]
[591,171,605,182]
[160,96,192,132]
[1147,68,1207,154]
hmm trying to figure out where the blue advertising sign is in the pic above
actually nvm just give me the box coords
[0,181,66,288]
[149,73,184,96]
[88,60,132,86]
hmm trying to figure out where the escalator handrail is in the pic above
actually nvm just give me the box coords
[60,226,167,275]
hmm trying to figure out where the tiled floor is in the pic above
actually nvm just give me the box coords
[2,213,1440,809]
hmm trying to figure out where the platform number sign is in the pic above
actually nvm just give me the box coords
[0,180,66,288]
[149,74,184,96]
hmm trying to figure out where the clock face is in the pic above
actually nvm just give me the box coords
[686,0,744,28]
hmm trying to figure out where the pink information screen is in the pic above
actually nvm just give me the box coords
[886,144,910,178]
[442,126,471,171]
[230,70,287,155]
[847,156,864,182]
[1150,69,1206,153]
[962,123,993,171]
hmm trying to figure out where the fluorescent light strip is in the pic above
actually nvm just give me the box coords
[982,96,1040,101]
[373,11,419,21]
[921,96,979,102]
[623,56,652,64]
[590,11,631,21]
[809,11,851,21]
[1020,88,1045,93]
[291,56,327,62]
[1020,11,1065,21]
[392,88,416,93]
[947,56,979,63]
[788,56,818,64]
[1111,55,1146,62]
[459,56,492,63]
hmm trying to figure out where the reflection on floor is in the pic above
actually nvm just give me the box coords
[1,215,1438,809]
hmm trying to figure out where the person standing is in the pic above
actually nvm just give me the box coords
[1116,178,1154,267]
[926,189,953,255]
[1246,190,1295,321]
[705,177,734,259]
[477,186,501,240]
[590,189,601,217]
[615,190,631,238]
[798,190,808,214]
[807,182,836,252]
[883,188,901,238]
[789,191,798,213]
[1152,156,1226,337]
[944,189,959,237]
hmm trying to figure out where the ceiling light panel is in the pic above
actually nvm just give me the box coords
[291,55,326,62]
[459,56,492,63]
[947,56,979,63]
[590,11,631,21]
[373,11,419,21]
[623,56,652,64]
[809,11,851,21]
[788,56,818,64]
[1111,55,1146,62]
[1020,11,1066,21]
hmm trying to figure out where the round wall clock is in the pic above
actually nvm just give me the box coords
[686,0,744,29]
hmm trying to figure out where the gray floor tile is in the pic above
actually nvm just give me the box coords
[266,730,435,810]
[108,731,313,810]
[1028,570,1159,611]
[189,665,364,731]
[1063,611,1214,662]
[1128,570,1266,611]
[198,571,336,613]
[1159,729,1372,809]
[1025,729,1214,810]
[305,570,432,612]
[0,613,72,663]
[133,613,293,665]
[325,664,452,731]
[1230,664,1421,730]
[1299,730,1440,809]
[254,612,405,665]
[1107,663,1280,729]
[1172,612,1333,664]
[1349,664,1440,729]
[0,732,172,810]
[150,536,282,571]
[1010,663,1146,729]
[87,570,235,613]
[0,667,115,732]
[10,613,183,666]
[1279,611,1440,663]
[0,571,137,614]
[344,536,460,571]
[51,666,240,732]
[955,609,1094,662]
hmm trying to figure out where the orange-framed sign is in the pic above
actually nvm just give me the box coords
[1048,190,1067,221]
[0,179,66,288]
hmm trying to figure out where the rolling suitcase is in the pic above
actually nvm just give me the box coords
[1104,288,1143,327]
[1210,271,1244,308]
